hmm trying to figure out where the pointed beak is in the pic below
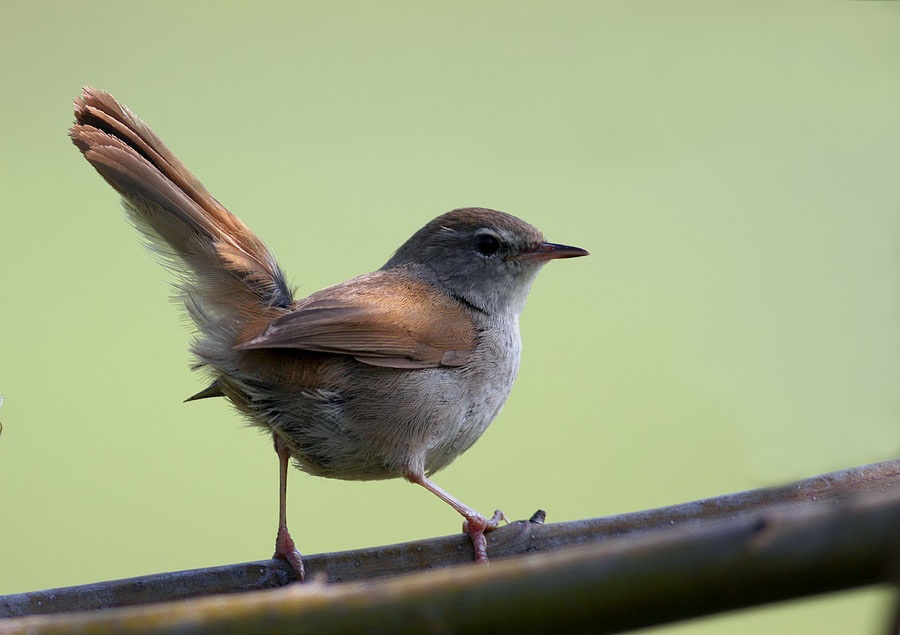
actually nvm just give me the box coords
[515,242,589,262]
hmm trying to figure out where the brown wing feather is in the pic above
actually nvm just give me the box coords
[236,272,476,369]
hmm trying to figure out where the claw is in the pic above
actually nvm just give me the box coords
[462,509,507,564]
[274,524,305,580]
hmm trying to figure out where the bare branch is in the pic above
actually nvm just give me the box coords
[0,459,898,633]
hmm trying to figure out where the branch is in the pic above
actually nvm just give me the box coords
[1,459,898,633]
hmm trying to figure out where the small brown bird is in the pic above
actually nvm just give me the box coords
[70,87,587,578]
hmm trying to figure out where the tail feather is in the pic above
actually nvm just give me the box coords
[70,87,293,336]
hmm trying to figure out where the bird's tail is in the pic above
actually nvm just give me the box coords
[70,87,293,348]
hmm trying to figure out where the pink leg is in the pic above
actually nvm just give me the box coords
[407,473,506,564]
[273,435,305,580]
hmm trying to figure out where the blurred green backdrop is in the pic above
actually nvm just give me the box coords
[1,2,898,632]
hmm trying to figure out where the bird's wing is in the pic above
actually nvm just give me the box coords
[235,273,476,369]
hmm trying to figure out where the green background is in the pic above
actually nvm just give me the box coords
[1,2,899,632]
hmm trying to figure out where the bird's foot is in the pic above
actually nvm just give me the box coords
[462,509,508,564]
[273,524,305,580]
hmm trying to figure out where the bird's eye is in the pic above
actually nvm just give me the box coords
[474,233,501,256]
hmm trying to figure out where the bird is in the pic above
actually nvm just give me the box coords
[69,87,588,579]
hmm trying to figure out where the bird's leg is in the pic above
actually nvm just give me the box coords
[407,473,507,564]
[272,434,305,580]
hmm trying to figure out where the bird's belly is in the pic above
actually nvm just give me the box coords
[228,324,521,481]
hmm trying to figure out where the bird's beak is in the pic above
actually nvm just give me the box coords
[515,242,589,262]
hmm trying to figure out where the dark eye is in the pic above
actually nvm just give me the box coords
[474,233,501,256]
